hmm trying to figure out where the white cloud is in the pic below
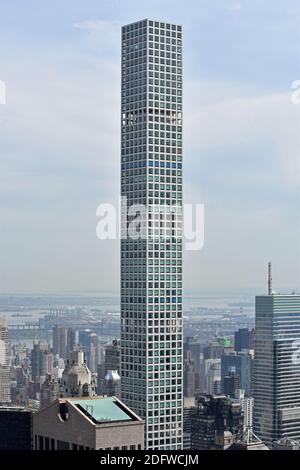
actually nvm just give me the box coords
[72,19,121,53]
[185,81,300,188]
[0,13,299,291]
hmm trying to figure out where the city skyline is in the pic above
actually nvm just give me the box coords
[0,1,299,294]
[1,1,300,458]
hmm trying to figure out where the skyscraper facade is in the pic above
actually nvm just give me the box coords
[234,328,255,352]
[0,317,11,403]
[184,337,201,390]
[66,328,78,359]
[52,325,67,360]
[183,350,195,399]
[31,343,52,381]
[221,351,253,397]
[253,295,300,447]
[233,390,254,431]
[120,19,183,450]
[104,338,120,373]
[190,395,243,450]
[223,370,240,398]
[98,339,120,395]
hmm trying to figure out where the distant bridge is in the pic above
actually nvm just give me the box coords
[9,323,42,330]
[8,321,120,340]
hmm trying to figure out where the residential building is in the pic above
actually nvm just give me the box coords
[52,325,67,360]
[66,328,78,359]
[233,389,254,430]
[200,358,221,394]
[221,351,253,397]
[183,398,197,450]
[223,370,240,398]
[190,394,243,450]
[30,342,52,382]
[97,339,120,395]
[183,350,195,398]
[234,328,255,352]
[184,337,201,390]
[206,361,221,395]
[40,374,60,409]
[0,317,10,403]
[120,19,183,450]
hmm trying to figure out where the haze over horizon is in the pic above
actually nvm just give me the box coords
[0,0,299,293]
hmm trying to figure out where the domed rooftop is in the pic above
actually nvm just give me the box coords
[105,370,121,383]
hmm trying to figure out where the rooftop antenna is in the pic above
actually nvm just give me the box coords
[268,261,272,296]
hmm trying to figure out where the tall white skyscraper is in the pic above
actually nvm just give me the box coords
[234,389,254,430]
[0,316,10,403]
[120,19,183,450]
[253,294,300,447]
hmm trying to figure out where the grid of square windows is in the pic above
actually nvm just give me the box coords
[121,19,183,450]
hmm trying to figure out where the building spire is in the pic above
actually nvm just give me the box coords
[268,261,272,295]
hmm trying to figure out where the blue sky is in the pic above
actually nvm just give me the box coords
[0,0,299,292]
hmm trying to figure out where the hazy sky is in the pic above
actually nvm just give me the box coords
[0,0,299,293]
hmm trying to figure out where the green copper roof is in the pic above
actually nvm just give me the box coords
[72,397,132,422]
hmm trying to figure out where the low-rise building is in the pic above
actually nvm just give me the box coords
[191,394,243,450]
[0,405,32,450]
[33,396,144,450]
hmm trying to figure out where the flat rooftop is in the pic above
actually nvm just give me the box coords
[68,397,139,423]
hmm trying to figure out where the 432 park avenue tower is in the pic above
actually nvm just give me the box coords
[120,19,183,450]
